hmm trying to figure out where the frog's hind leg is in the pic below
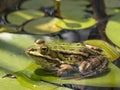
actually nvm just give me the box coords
[58,58,109,80]
[80,58,109,79]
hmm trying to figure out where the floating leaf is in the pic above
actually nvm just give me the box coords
[60,0,86,21]
[21,0,54,9]
[0,25,20,33]
[57,18,96,30]
[22,39,120,87]
[23,17,62,34]
[15,71,72,90]
[106,13,120,47]
[84,40,119,62]
[7,10,44,25]
[0,33,71,90]
[21,0,90,22]
[0,33,120,89]
[0,33,35,72]
[0,75,28,90]
[24,62,120,88]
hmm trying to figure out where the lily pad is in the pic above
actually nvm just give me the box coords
[106,13,120,47]
[21,39,120,87]
[7,10,44,25]
[0,33,120,89]
[21,0,54,9]
[57,18,96,30]
[26,63,120,87]
[60,0,89,21]
[60,0,86,11]
[84,40,119,62]
[23,17,62,34]
[0,33,71,90]
[0,25,20,33]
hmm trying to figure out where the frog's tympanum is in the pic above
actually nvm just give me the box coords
[26,39,109,79]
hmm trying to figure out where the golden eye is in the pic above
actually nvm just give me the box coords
[40,45,48,54]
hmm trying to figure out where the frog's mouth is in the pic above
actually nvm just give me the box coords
[26,48,60,64]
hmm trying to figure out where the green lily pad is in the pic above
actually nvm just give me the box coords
[0,33,71,90]
[21,39,120,87]
[0,25,20,33]
[60,0,88,21]
[84,40,119,62]
[57,18,96,30]
[106,13,120,47]
[21,0,54,9]
[23,17,62,34]
[25,63,120,87]
[60,0,86,11]
[60,0,92,22]
[19,40,120,87]
[1,33,120,89]
[7,10,44,25]
[0,33,36,72]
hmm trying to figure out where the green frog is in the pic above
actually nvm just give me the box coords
[26,39,109,79]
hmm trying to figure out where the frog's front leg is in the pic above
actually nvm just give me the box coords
[57,64,85,79]
[57,64,74,76]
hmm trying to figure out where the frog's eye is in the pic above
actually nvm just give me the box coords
[40,45,48,54]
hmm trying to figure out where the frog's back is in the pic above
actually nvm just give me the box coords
[47,41,83,52]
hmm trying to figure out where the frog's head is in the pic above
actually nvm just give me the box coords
[25,39,61,67]
[26,39,50,56]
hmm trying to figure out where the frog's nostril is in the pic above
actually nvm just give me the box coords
[27,48,37,53]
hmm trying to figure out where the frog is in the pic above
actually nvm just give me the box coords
[25,39,109,79]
